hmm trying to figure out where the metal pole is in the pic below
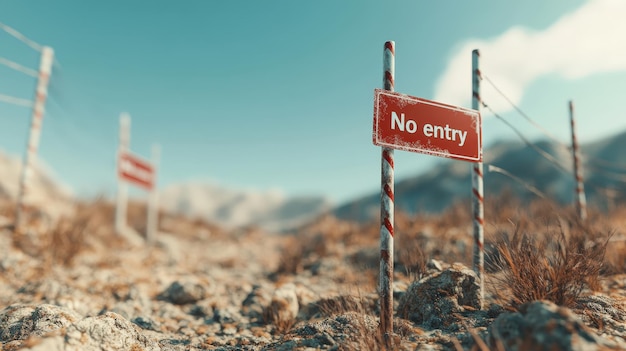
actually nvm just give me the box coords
[471,49,484,307]
[146,144,160,244]
[15,46,54,232]
[379,40,395,347]
[569,100,587,221]
[115,113,130,235]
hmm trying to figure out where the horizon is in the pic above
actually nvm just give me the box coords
[1,0,625,204]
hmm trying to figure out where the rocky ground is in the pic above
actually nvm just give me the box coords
[1,200,626,350]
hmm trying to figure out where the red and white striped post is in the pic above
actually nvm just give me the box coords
[115,113,130,235]
[379,40,395,346]
[569,100,587,221]
[471,49,484,307]
[146,144,160,244]
[15,46,54,231]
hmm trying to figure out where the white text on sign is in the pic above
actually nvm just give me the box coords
[391,112,468,147]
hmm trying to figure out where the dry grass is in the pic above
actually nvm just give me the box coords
[317,293,377,317]
[397,239,427,282]
[47,215,88,266]
[273,236,306,278]
[12,198,125,271]
[489,216,610,309]
[262,300,297,334]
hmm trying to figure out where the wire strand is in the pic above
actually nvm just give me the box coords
[0,56,38,77]
[487,164,547,199]
[482,74,569,150]
[481,100,571,175]
[584,164,626,184]
[0,21,43,52]
[0,93,33,107]
[585,157,626,173]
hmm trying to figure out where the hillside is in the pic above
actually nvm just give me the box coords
[334,130,626,221]
[1,194,626,350]
[0,150,74,221]
[159,182,332,232]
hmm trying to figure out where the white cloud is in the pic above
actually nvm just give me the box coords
[434,0,626,114]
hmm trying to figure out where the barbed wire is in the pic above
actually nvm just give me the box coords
[487,162,626,213]
[481,99,572,175]
[584,163,626,183]
[481,73,569,150]
[487,164,547,199]
[0,93,33,107]
[481,70,626,190]
[45,109,115,163]
[0,56,38,77]
[0,21,43,52]
[585,157,626,173]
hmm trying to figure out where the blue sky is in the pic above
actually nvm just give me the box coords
[0,0,624,204]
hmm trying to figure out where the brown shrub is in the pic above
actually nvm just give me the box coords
[262,300,297,334]
[47,216,88,266]
[273,236,305,277]
[489,219,610,308]
[317,294,377,317]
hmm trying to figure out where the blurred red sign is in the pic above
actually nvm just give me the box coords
[373,89,482,162]
[118,151,154,190]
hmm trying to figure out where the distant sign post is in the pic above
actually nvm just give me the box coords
[115,113,160,244]
[373,89,482,162]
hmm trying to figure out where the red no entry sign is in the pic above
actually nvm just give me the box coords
[373,89,482,162]
[118,151,155,190]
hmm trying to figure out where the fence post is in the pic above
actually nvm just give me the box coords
[115,113,130,235]
[379,40,395,347]
[471,49,484,308]
[15,46,54,232]
[569,100,587,221]
[146,144,160,244]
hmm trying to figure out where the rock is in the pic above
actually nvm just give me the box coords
[188,300,215,320]
[288,312,380,349]
[575,294,626,340]
[214,305,243,325]
[242,284,272,321]
[65,311,159,350]
[132,316,160,331]
[158,280,209,305]
[397,263,481,329]
[264,283,299,325]
[0,304,80,343]
[488,300,626,351]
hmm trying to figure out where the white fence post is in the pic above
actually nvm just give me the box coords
[471,49,484,308]
[15,46,54,231]
[146,144,160,244]
[115,113,130,235]
[379,40,395,347]
[569,100,587,221]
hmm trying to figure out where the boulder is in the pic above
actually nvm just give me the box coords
[488,300,626,350]
[65,311,159,351]
[0,304,80,343]
[158,280,208,305]
[242,284,272,321]
[397,263,481,329]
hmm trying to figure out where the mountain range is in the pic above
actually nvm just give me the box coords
[334,130,626,221]
[1,130,625,231]
[158,182,332,232]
